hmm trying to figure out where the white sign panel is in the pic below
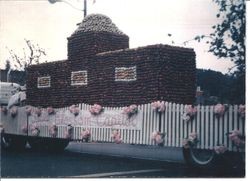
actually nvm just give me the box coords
[28,108,142,130]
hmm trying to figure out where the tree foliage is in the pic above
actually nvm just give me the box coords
[210,0,245,75]
[6,39,47,71]
[189,0,245,104]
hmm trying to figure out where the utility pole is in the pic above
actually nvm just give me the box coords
[48,0,88,18]
[84,0,87,17]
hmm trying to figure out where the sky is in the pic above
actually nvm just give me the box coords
[0,0,239,74]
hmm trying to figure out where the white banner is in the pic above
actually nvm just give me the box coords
[28,108,142,130]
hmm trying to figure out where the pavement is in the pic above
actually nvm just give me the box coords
[66,141,185,163]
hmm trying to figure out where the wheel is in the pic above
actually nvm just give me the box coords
[183,147,216,168]
[1,134,27,151]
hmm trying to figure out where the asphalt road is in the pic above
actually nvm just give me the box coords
[0,147,245,178]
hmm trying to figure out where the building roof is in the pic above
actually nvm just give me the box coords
[71,14,126,36]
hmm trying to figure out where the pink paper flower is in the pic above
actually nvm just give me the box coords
[182,113,191,122]
[183,105,197,122]
[151,131,159,140]
[111,129,119,139]
[47,107,55,115]
[65,125,73,139]
[183,132,199,148]
[25,106,32,116]
[31,126,40,136]
[214,104,226,117]
[189,132,197,140]
[21,125,28,134]
[35,107,42,117]
[10,106,18,117]
[228,130,244,147]
[69,105,80,116]
[155,134,164,144]
[151,101,166,112]
[238,105,245,118]
[81,129,91,142]
[182,139,190,149]
[49,124,58,138]
[89,104,103,115]
[151,131,165,146]
[0,124,5,133]
[114,137,122,144]
[0,106,8,115]
[123,104,138,117]
[185,105,197,117]
[214,145,227,154]
[111,130,122,144]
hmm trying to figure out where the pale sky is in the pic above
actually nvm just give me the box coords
[0,0,238,73]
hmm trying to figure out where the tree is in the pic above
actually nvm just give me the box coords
[6,39,47,71]
[209,0,245,75]
[5,59,11,72]
[186,0,245,104]
[5,39,47,85]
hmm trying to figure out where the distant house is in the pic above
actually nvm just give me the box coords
[0,69,26,85]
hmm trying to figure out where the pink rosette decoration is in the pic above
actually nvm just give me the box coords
[35,107,42,117]
[0,106,8,115]
[25,106,32,116]
[89,104,103,115]
[69,105,80,116]
[214,104,226,118]
[0,124,4,134]
[183,132,198,149]
[182,105,197,122]
[49,124,58,138]
[47,106,55,115]
[81,129,91,142]
[189,132,198,142]
[238,105,245,119]
[31,125,40,136]
[21,125,28,134]
[214,145,227,154]
[182,139,190,149]
[151,131,165,146]
[151,101,166,113]
[123,104,138,118]
[111,129,122,144]
[65,124,73,139]
[186,105,197,117]
[182,114,191,122]
[183,105,197,122]
[10,106,18,118]
[228,130,244,147]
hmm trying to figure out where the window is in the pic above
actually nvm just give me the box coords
[115,66,137,81]
[71,71,88,86]
[37,76,51,88]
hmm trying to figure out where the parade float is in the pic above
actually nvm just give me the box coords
[0,14,245,168]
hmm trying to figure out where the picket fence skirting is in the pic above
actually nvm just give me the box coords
[0,102,242,152]
[19,102,244,152]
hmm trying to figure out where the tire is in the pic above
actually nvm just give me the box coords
[1,134,27,151]
[183,147,216,169]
